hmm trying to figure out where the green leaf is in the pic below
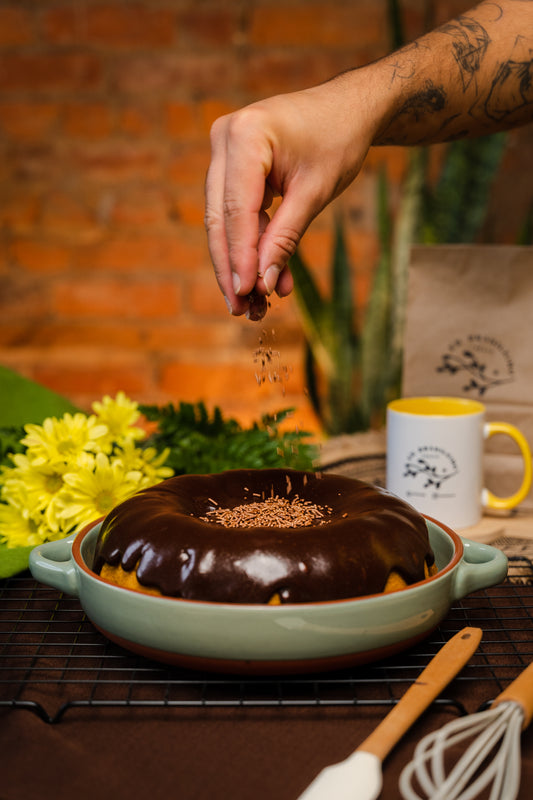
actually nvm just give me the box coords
[289,249,337,377]
[0,365,79,427]
[421,134,507,243]
[140,401,318,474]
[0,541,34,579]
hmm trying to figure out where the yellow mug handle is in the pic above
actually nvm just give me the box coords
[483,422,533,510]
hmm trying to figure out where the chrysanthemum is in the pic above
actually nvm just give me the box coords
[0,394,173,549]
[22,413,108,468]
[0,501,44,548]
[92,392,146,452]
[51,452,146,532]
[117,439,173,483]
[7,453,65,510]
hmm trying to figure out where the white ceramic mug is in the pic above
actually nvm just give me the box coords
[386,396,532,529]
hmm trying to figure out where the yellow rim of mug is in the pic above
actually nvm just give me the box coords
[387,397,485,416]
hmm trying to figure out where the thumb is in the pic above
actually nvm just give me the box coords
[257,186,320,295]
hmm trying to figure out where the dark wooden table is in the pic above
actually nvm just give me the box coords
[1,562,532,800]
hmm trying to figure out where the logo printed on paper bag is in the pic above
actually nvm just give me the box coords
[436,334,514,396]
[403,445,458,498]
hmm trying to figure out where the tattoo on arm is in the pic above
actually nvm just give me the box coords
[485,34,533,120]
[383,40,430,87]
[439,15,492,92]
[378,81,447,144]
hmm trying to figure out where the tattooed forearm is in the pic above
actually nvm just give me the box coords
[485,34,533,120]
[379,81,447,144]
[373,0,533,145]
[439,16,492,92]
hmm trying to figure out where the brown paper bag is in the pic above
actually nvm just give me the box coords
[402,244,533,509]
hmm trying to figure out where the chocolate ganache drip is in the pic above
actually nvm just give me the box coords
[93,469,434,603]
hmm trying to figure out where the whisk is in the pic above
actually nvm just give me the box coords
[399,661,533,800]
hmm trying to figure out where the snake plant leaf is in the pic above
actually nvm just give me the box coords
[331,215,356,330]
[359,169,394,425]
[389,147,427,382]
[289,248,337,377]
[421,133,507,243]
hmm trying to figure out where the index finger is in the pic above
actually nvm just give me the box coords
[222,110,275,296]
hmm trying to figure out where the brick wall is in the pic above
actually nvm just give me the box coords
[1,0,532,434]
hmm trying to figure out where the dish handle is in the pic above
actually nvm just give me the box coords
[451,537,508,600]
[29,533,80,597]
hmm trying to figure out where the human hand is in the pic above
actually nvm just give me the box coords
[205,74,377,318]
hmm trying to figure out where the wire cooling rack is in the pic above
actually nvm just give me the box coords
[1,557,531,724]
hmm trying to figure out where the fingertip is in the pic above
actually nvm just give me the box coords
[275,265,294,297]
[262,265,280,295]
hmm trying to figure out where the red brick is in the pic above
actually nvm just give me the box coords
[11,239,71,273]
[199,100,237,134]
[160,353,306,410]
[172,188,205,227]
[52,279,181,318]
[0,53,103,92]
[168,143,210,187]
[0,321,144,349]
[163,235,209,271]
[40,193,102,243]
[117,105,156,138]
[178,8,238,47]
[63,103,114,139]
[144,321,241,353]
[0,195,40,233]
[0,7,35,47]
[110,188,171,228]
[160,360,257,403]
[41,6,81,45]
[73,235,207,273]
[249,4,386,48]
[0,243,8,272]
[242,50,360,96]
[188,274,238,318]
[33,359,150,399]
[71,142,162,182]
[85,4,176,47]
[165,102,198,139]
[113,53,234,96]
[0,102,59,140]
[0,276,54,319]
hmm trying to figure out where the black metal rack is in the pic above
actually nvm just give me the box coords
[1,557,531,724]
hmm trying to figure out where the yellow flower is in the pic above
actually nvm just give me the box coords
[0,482,70,547]
[22,413,108,468]
[51,452,147,532]
[116,439,173,483]
[0,393,173,549]
[7,453,65,510]
[0,502,43,548]
[92,392,146,452]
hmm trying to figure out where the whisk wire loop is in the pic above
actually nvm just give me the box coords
[399,702,525,800]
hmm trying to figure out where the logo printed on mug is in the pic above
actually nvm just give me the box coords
[403,445,458,493]
[387,397,532,530]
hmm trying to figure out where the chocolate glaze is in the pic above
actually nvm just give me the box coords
[93,469,435,603]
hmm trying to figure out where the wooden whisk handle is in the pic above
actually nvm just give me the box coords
[360,627,483,762]
[491,661,533,730]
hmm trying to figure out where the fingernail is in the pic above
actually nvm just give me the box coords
[232,272,241,295]
[263,265,280,295]
[223,295,233,314]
